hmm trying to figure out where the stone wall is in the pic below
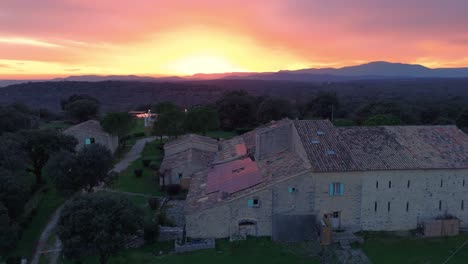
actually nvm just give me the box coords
[174,239,215,253]
[159,226,183,241]
[360,169,468,231]
[186,189,273,238]
[314,171,363,231]
[255,123,292,160]
[64,130,118,154]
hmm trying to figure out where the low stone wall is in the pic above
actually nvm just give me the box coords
[159,226,183,241]
[174,239,215,253]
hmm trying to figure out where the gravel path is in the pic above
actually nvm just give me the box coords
[112,137,157,173]
[29,204,64,264]
[31,137,159,264]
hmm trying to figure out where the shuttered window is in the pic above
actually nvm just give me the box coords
[329,182,344,196]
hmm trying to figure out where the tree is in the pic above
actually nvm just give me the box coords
[256,97,293,124]
[185,106,220,135]
[0,169,28,219]
[154,109,186,138]
[151,101,180,114]
[62,95,99,123]
[364,114,402,126]
[456,108,468,133]
[305,92,340,120]
[216,90,257,130]
[44,151,80,194]
[57,193,143,264]
[0,104,39,134]
[0,134,26,172]
[101,112,135,140]
[18,129,77,185]
[0,203,19,254]
[75,144,114,192]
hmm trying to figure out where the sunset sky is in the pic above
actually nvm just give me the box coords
[1,0,468,79]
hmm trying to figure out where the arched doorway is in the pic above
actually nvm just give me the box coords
[238,219,257,237]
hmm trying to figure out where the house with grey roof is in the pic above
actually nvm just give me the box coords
[184,119,468,241]
[63,120,119,154]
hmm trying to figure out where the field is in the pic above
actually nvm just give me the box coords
[359,233,468,264]
[59,237,321,264]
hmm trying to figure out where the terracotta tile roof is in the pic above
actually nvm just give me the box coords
[159,148,215,173]
[164,134,218,149]
[215,137,248,163]
[185,150,309,213]
[294,120,358,172]
[63,120,108,135]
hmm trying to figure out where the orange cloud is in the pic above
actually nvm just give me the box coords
[0,0,467,78]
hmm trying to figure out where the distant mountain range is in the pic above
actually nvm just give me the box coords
[2,61,468,87]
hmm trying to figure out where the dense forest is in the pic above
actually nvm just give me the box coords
[1,78,467,128]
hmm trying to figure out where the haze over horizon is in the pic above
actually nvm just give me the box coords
[1,0,468,79]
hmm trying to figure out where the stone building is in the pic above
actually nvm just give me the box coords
[184,119,468,241]
[63,120,119,154]
[160,134,218,189]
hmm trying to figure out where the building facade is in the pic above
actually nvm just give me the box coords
[183,119,468,240]
[63,120,119,154]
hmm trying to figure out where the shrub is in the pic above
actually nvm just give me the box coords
[41,186,50,193]
[134,169,143,178]
[143,221,160,244]
[147,197,160,210]
[30,207,38,216]
[157,210,173,226]
[142,159,151,167]
[166,184,181,196]
[133,132,145,138]
[6,256,21,264]
[105,171,119,184]
[149,161,159,171]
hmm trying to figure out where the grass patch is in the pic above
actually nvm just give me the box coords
[59,237,320,264]
[360,234,468,264]
[10,186,65,259]
[39,121,72,130]
[112,141,164,196]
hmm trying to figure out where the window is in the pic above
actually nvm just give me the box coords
[440,179,443,187]
[406,202,409,212]
[463,179,465,187]
[462,200,464,211]
[248,197,260,208]
[311,140,319,144]
[387,202,391,212]
[407,180,410,188]
[329,182,344,196]
[288,187,297,193]
[85,137,95,145]
[389,181,392,188]
[178,173,183,179]
[376,181,379,189]
[374,201,378,212]
[332,211,340,218]
[439,200,442,211]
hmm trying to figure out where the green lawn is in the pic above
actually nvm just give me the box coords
[112,140,164,196]
[10,186,66,259]
[59,237,320,264]
[360,233,468,264]
[39,121,72,130]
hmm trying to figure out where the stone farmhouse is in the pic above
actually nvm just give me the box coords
[63,120,119,154]
[160,119,468,241]
[159,134,218,189]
